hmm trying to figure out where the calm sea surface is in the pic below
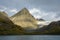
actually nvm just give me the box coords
[0,35,60,40]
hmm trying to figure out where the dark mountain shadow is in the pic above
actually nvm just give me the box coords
[0,21,25,35]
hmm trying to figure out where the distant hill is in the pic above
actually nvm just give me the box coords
[0,11,13,24]
[37,19,45,21]
[29,20,60,35]
[10,8,38,30]
[45,21,60,34]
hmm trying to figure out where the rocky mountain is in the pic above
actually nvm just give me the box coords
[10,8,38,30]
[29,20,60,35]
[45,21,60,34]
[37,19,45,21]
[0,11,13,24]
[0,11,24,35]
[0,8,60,35]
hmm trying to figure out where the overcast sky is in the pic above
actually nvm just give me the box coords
[0,0,60,21]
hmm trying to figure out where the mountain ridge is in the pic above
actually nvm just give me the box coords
[10,8,38,30]
[0,8,60,35]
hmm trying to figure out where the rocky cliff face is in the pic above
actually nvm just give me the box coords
[10,8,38,30]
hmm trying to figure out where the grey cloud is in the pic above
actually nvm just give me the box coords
[0,0,60,21]
[27,0,60,12]
[55,13,60,18]
[0,0,60,12]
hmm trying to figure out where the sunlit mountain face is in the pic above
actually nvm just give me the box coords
[10,8,38,30]
[10,8,55,31]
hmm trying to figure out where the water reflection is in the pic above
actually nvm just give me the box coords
[0,35,60,40]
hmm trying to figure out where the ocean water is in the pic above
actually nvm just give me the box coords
[0,35,60,40]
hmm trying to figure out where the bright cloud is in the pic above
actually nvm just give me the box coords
[6,8,18,16]
[0,6,18,16]
[29,8,48,19]
[0,6,7,12]
[29,8,59,21]
[0,8,7,11]
[9,9,18,13]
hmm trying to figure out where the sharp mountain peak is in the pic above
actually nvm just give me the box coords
[22,8,28,11]
[10,8,38,29]
[11,7,34,18]
[19,7,29,14]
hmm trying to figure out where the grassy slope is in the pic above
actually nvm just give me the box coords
[0,12,25,35]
